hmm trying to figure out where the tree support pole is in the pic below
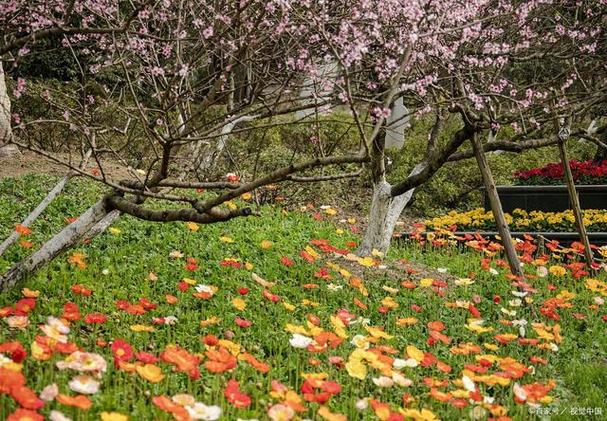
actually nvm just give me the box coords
[471,133,525,279]
[557,137,594,266]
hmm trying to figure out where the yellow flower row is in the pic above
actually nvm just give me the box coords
[425,208,607,232]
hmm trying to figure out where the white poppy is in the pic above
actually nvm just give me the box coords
[40,383,59,401]
[195,284,214,294]
[513,383,527,402]
[49,411,73,421]
[508,299,522,307]
[68,375,100,394]
[392,372,413,387]
[289,334,313,348]
[536,266,548,277]
[462,375,476,392]
[392,358,407,369]
[186,402,222,420]
[355,398,369,410]
[372,376,394,387]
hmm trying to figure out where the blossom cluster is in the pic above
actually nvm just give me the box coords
[514,160,607,185]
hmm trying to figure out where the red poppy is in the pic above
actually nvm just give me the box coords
[202,334,219,346]
[411,304,423,313]
[111,339,134,365]
[235,317,252,328]
[84,313,108,324]
[71,284,92,296]
[11,385,44,409]
[224,379,251,408]
[62,302,80,321]
[314,267,332,280]
[185,257,198,271]
[139,298,157,310]
[280,256,294,267]
[0,341,26,363]
[220,258,242,268]
[135,351,159,364]
[14,298,36,315]
[263,290,280,303]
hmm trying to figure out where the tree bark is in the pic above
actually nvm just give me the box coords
[0,198,112,292]
[0,61,20,158]
[357,163,424,256]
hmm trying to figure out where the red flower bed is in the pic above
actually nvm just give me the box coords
[514,160,607,185]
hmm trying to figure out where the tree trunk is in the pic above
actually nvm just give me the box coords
[0,61,20,157]
[0,198,112,292]
[357,163,424,256]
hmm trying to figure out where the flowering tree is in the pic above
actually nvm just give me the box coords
[0,0,371,290]
[331,0,607,256]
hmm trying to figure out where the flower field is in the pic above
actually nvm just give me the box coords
[1,176,606,421]
[424,208,607,234]
[514,160,607,186]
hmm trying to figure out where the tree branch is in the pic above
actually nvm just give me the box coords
[106,195,256,224]
[390,125,475,197]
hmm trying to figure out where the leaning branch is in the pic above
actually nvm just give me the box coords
[447,135,563,161]
[106,195,255,224]
[194,152,369,212]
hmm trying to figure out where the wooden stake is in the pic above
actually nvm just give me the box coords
[557,138,594,266]
[471,133,525,279]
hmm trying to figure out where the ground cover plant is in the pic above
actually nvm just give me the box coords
[514,161,607,186]
[1,175,606,420]
[423,208,607,233]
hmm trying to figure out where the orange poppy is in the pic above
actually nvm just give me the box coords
[161,345,201,379]
[57,393,93,410]
[152,395,190,421]
[239,353,270,373]
[0,367,25,394]
[15,224,32,236]
[7,408,43,421]
[204,347,236,374]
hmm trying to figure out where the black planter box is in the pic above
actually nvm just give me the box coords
[485,185,607,213]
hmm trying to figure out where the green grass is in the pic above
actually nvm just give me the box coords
[0,174,606,420]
